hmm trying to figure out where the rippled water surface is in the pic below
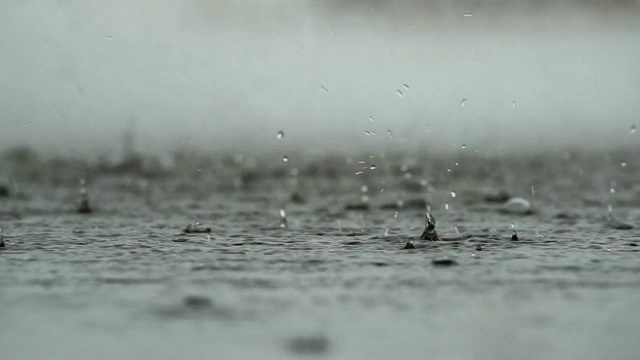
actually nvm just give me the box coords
[1,151,639,359]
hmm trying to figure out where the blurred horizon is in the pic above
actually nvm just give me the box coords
[1,0,639,157]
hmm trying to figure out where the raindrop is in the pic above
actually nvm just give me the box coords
[387,129,393,139]
[445,204,449,210]
[461,144,466,149]
[450,191,456,198]
[320,85,329,92]
[403,84,410,90]
[368,116,374,122]
[282,156,289,162]
[631,125,636,134]
[512,101,517,108]
[394,211,399,218]
[369,165,377,170]
[364,131,376,136]
[621,162,627,167]
[461,98,467,107]
[610,187,616,194]
[276,131,284,139]
[360,185,369,193]
[355,171,363,175]
[279,209,288,229]
[463,13,473,17]
[531,186,536,196]
[396,90,403,97]
[384,228,389,236]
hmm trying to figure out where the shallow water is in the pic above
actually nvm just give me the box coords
[1,151,640,359]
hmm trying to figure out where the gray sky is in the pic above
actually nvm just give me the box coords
[1,0,639,157]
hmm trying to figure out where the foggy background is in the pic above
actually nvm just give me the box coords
[1,0,639,158]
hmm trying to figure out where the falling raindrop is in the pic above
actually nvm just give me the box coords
[461,144,466,149]
[450,191,457,198]
[320,85,329,92]
[610,187,616,194]
[463,13,473,17]
[368,116,374,122]
[369,165,377,170]
[361,185,369,193]
[394,211,399,218]
[355,171,363,175]
[512,101,517,108]
[387,129,393,139]
[364,131,376,136]
[403,84,410,90]
[621,162,627,167]
[461,98,467,107]
[282,156,289,162]
[396,90,403,97]
[631,125,636,134]
[445,204,449,210]
[384,228,389,237]
[276,131,284,139]
[511,222,518,241]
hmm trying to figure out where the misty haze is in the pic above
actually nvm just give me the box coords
[1,1,640,359]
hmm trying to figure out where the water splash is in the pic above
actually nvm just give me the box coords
[511,222,519,241]
[280,209,288,229]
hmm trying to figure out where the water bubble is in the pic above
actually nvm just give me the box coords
[277,131,284,139]
[403,84,410,90]
[396,90,403,97]
[282,156,289,162]
[463,13,473,17]
[387,129,393,139]
[461,98,467,107]
[368,116,374,122]
[631,125,636,134]
[450,191,457,198]
[369,165,377,170]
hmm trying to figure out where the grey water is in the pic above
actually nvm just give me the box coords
[2,1,640,359]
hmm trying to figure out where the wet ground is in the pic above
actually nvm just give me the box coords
[1,147,639,359]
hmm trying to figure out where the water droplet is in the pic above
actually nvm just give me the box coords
[512,101,516,108]
[610,187,616,194]
[368,116,374,122]
[396,90,403,97]
[460,98,466,107]
[384,228,389,236]
[461,144,466,149]
[474,149,480,153]
[369,164,377,170]
[364,130,376,136]
[403,84,410,90]
[621,162,627,167]
[276,131,284,139]
[387,129,393,139]
[360,185,369,193]
[445,203,449,210]
[450,191,456,198]
[394,211,399,218]
[531,186,536,196]
[282,156,289,162]
[463,13,473,17]
[355,171,363,175]
[320,85,329,92]
[631,125,636,134]
[279,209,288,228]
[447,168,452,172]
